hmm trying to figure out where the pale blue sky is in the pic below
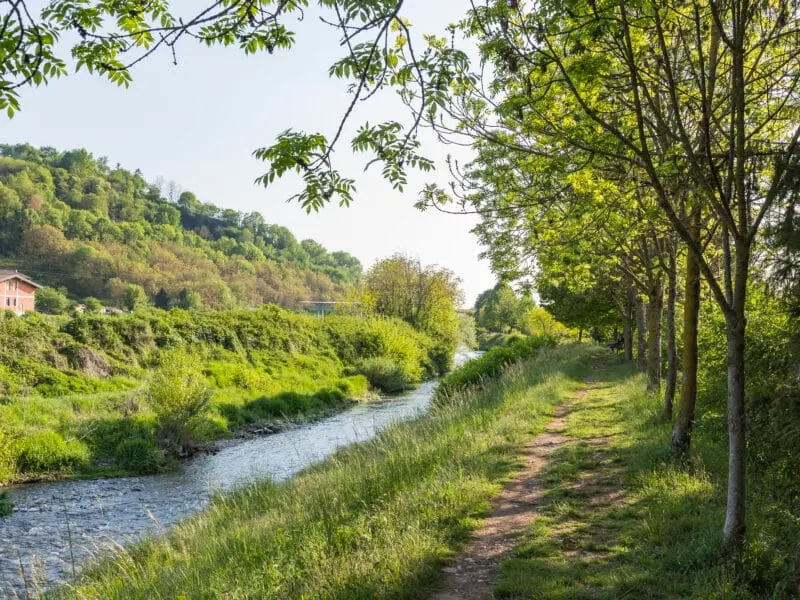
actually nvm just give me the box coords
[2,1,495,305]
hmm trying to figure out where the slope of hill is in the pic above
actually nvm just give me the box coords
[0,144,361,308]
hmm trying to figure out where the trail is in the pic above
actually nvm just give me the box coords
[431,372,621,600]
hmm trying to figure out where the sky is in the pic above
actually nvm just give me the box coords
[2,1,496,306]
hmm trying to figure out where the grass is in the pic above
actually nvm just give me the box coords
[494,357,800,599]
[0,359,372,483]
[0,307,441,483]
[51,344,594,599]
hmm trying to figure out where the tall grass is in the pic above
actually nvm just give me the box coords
[53,344,594,599]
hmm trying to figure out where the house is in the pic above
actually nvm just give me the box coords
[0,270,42,314]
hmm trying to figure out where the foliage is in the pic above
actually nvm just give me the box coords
[147,352,213,456]
[14,429,89,474]
[114,438,162,475]
[696,286,800,506]
[436,336,557,400]
[476,330,523,351]
[474,283,532,333]
[537,281,621,341]
[0,144,363,309]
[456,312,478,350]
[0,305,447,482]
[122,284,148,312]
[355,357,411,393]
[362,254,463,373]
[83,297,103,313]
[518,306,578,341]
[35,286,70,315]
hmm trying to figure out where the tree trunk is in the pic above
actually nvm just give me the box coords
[646,279,663,393]
[636,296,646,372]
[578,327,583,343]
[623,284,635,361]
[722,243,749,554]
[672,239,701,454]
[663,256,678,419]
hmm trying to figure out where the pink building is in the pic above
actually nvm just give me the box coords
[0,271,42,314]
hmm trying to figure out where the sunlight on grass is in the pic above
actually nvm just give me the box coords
[493,356,797,600]
[51,345,594,599]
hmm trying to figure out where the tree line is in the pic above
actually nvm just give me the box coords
[0,144,362,309]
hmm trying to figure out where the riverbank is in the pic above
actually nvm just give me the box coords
[0,306,449,485]
[47,345,800,599]
[1,352,481,596]
[49,342,588,598]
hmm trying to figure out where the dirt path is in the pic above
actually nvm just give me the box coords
[430,392,581,600]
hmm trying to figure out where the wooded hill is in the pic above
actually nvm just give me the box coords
[0,144,362,309]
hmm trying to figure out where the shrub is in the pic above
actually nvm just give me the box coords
[436,335,557,400]
[356,357,412,393]
[114,438,162,474]
[14,430,90,473]
[35,287,70,315]
[336,375,370,398]
[147,352,212,456]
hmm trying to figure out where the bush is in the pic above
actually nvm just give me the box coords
[35,287,70,315]
[436,335,557,400]
[336,375,370,398]
[476,329,519,350]
[147,352,212,456]
[114,438,162,474]
[14,430,90,473]
[356,357,412,393]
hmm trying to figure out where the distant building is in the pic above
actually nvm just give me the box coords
[0,270,42,314]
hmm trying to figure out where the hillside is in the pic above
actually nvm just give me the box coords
[0,144,362,309]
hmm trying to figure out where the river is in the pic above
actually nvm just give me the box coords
[0,349,480,597]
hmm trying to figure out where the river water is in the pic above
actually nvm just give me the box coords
[0,350,480,597]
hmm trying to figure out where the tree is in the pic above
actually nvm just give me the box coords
[176,289,202,310]
[474,283,524,333]
[83,297,103,313]
[154,288,171,310]
[463,0,800,550]
[123,284,148,312]
[363,254,463,371]
[35,287,70,315]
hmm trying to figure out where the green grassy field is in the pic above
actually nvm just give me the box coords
[0,307,444,484]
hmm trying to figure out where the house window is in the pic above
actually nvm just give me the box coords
[9,280,17,291]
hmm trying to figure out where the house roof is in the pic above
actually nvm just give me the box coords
[0,270,43,289]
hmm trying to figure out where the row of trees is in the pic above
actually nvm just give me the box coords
[398,0,800,554]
